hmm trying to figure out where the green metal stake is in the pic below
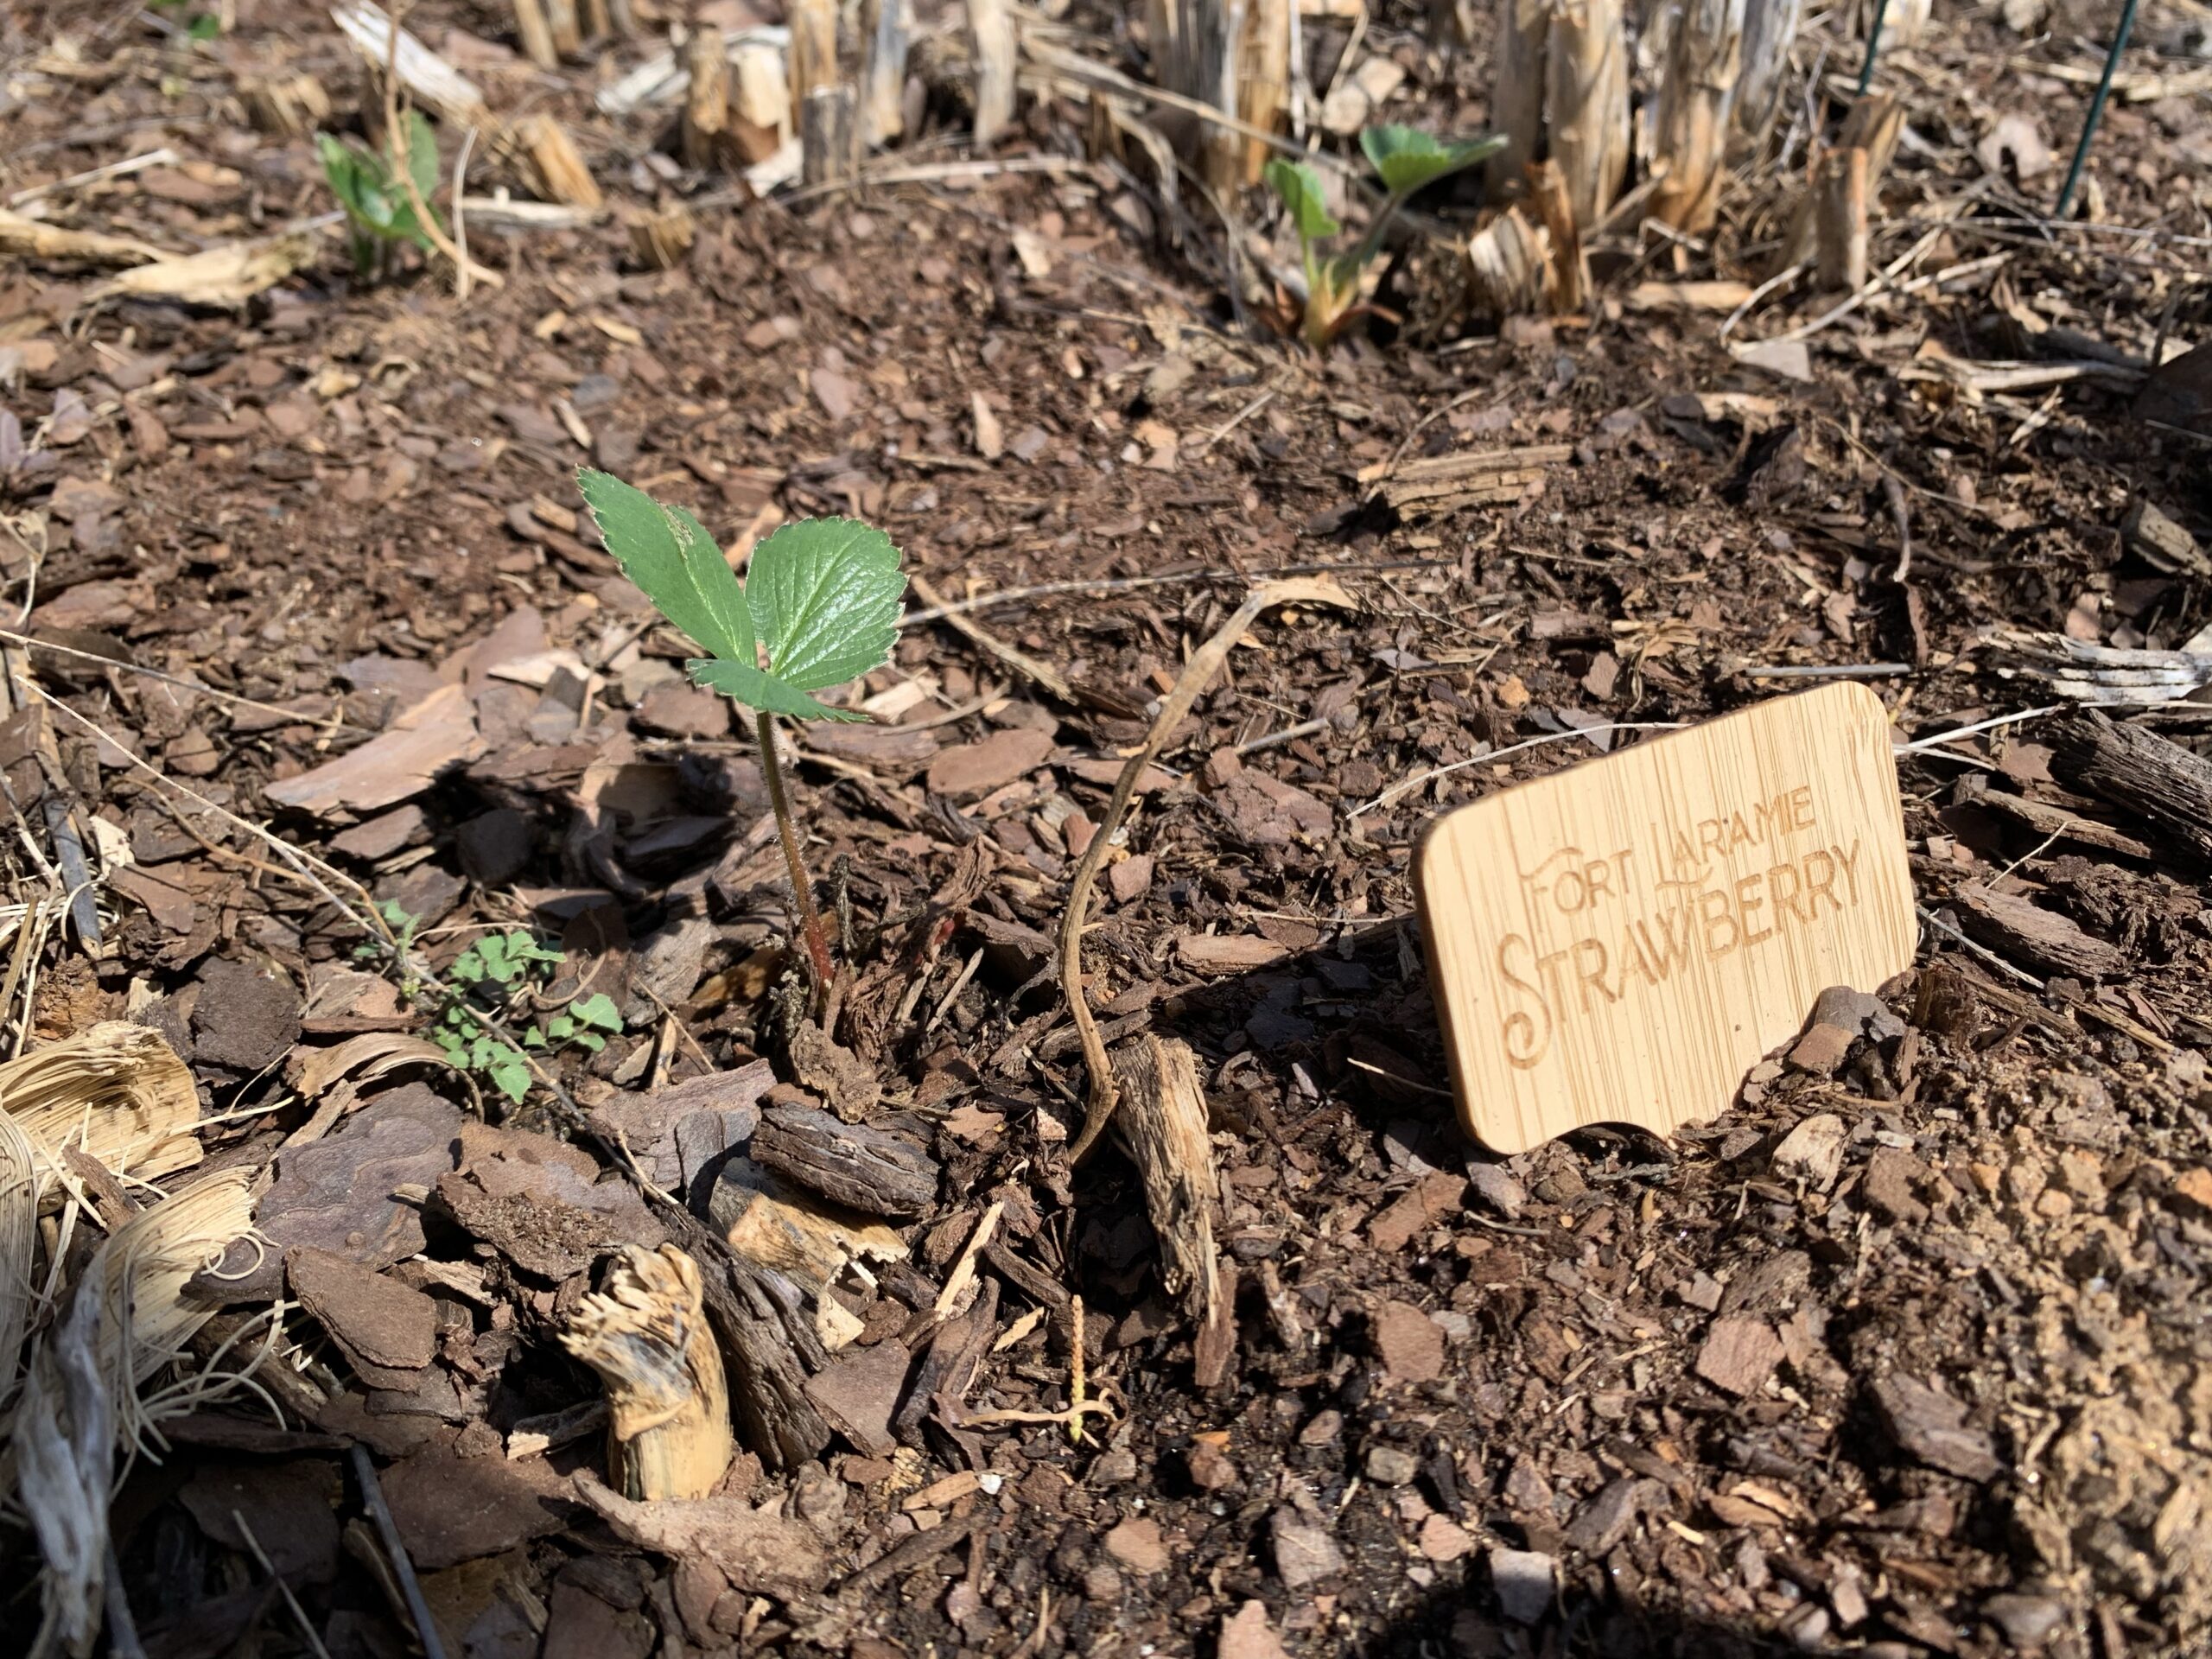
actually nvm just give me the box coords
[2054,0,2141,219]
[1854,0,1890,95]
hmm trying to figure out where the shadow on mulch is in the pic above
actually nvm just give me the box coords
[1365,1578,1808,1659]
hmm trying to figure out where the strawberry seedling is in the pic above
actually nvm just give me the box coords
[316,111,442,282]
[576,469,905,993]
[1265,124,1506,350]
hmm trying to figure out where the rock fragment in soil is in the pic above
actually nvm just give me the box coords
[1812,983,1904,1041]
[1218,1600,1292,1659]
[1872,1373,2004,1482]
[1862,1145,1931,1225]
[1465,1161,1528,1219]
[1373,1300,1446,1384]
[1490,1546,1557,1623]
[1103,1515,1168,1573]
[1980,1592,2068,1648]
[1787,1022,1854,1076]
[1695,1314,1785,1397]
[1268,1507,1344,1588]
[1565,1477,1660,1555]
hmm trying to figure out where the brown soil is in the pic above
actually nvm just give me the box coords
[3,1,2211,1656]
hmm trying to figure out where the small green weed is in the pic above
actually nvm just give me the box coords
[371,901,623,1104]
[1265,124,1505,350]
[315,111,442,281]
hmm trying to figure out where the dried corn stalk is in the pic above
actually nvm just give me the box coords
[16,1169,255,1650]
[1468,206,1552,315]
[1145,0,1281,189]
[1732,0,1802,150]
[18,1287,111,1654]
[562,1244,734,1501]
[0,1021,200,1191]
[1649,0,1746,233]
[1485,0,1629,232]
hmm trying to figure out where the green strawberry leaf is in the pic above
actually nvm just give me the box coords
[688,657,860,722]
[746,518,906,693]
[1264,158,1338,243]
[577,468,756,665]
[1359,124,1505,197]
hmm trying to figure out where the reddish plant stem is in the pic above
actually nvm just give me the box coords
[755,709,836,990]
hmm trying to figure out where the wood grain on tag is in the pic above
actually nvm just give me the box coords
[1414,683,1916,1153]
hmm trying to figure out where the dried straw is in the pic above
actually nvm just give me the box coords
[84,1167,258,1452]
[0,1021,201,1192]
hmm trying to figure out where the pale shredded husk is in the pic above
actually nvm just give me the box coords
[0,1109,35,1401]
[0,1021,202,1191]
[89,1167,258,1444]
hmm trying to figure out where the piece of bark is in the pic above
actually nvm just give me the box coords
[710,1158,907,1293]
[2046,710,2212,863]
[893,1277,997,1445]
[1872,1374,2003,1482]
[1963,785,2153,861]
[561,1245,734,1501]
[1109,1036,1221,1324]
[1952,884,2125,980]
[656,1204,830,1469]
[749,1103,938,1217]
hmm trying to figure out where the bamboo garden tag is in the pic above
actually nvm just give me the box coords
[1413,683,1916,1154]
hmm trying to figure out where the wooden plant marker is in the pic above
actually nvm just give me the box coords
[1414,683,1915,1154]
